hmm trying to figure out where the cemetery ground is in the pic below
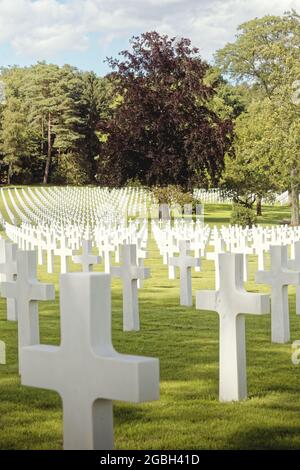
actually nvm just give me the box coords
[0,197,299,450]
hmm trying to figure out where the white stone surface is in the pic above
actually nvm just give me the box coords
[255,245,300,344]
[72,240,101,272]
[196,253,270,402]
[169,240,200,306]
[0,239,18,321]
[287,240,300,315]
[21,273,159,450]
[1,250,55,373]
[111,244,150,331]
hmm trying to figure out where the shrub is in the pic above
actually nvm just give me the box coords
[231,203,257,227]
[153,185,194,206]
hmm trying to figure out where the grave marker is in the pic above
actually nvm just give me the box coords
[255,245,300,343]
[196,253,269,401]
[21,273,159,450]
[169,240,200,306]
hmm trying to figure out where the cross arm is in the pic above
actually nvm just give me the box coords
[187,257,200,268]
[30,282,55,301]
[168,256,180,267]
[235,291,270,315]
[282,270,300,286]
[91,255,101,265]
[0,262,17,275]
[1,281,17,299]
[255,270,270,285]
[134,267,151,280]
[21,345,61,392]
[72,255,82,265]
[95,354,159,403]
[196,290,218,312]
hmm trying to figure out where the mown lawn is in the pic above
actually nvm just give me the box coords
[0,191,299,450]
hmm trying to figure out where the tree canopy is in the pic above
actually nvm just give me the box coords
[96,32,232,189]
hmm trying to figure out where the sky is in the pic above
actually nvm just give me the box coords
[0,0,299,76]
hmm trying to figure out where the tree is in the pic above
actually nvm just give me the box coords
[0,67,34,184]
[216,11,300,224]
[221,99,280,213]
[97,32,232,188]
[24,63,62,183]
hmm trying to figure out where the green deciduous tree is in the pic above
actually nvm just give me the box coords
[216,11,300,224]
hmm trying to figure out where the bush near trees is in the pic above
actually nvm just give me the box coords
[230,203,257,228]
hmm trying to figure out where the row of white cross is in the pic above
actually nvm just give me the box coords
[0,238,159,450]
[1,232,300,449]
[193,188,294,206]
[1,186,153,226]
[4,219,149,276]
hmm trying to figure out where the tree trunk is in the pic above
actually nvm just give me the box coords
[43,112,52,184]
[256,196,262,216]
[7,163,11,185]
[41,117,44,155]
[291,168,300,226]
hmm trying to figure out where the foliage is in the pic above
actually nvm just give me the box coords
[216,11,300,224]
[97,32,233,188]
[230,203,257,227]
[220,99,280,207]
[0,63,109,185]
[153,185,195,206]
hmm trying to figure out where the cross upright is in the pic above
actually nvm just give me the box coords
[206,238,226,289]
[169,240,200,306]
[100,239,115,273]
[0,239,18,321]
[136,246,148,289]
[1,250,55,373]
[45,231,55,274]
[256,244,300,343]
[55,235,74,273]
[287,240,300,315]
[196,253,270,402]
[111,244,150,331]
[72,240,101,272]
[21,272,159,450]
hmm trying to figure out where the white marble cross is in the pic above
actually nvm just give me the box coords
[0,239,18,321]
[111,244,150,331]
[45,232,55,274]
[169,240,200,306]
[72,240,101,272]
[136,247,147,289]
[21,273,159,450]
[100,240,115,273]
[255,245,300,343]
[196,253,269,402]
[1,250,55,372]
[206,238,226,290]
[287,240,300,315]
[55,235,73,273]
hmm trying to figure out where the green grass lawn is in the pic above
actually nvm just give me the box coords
[0,192,299,449]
